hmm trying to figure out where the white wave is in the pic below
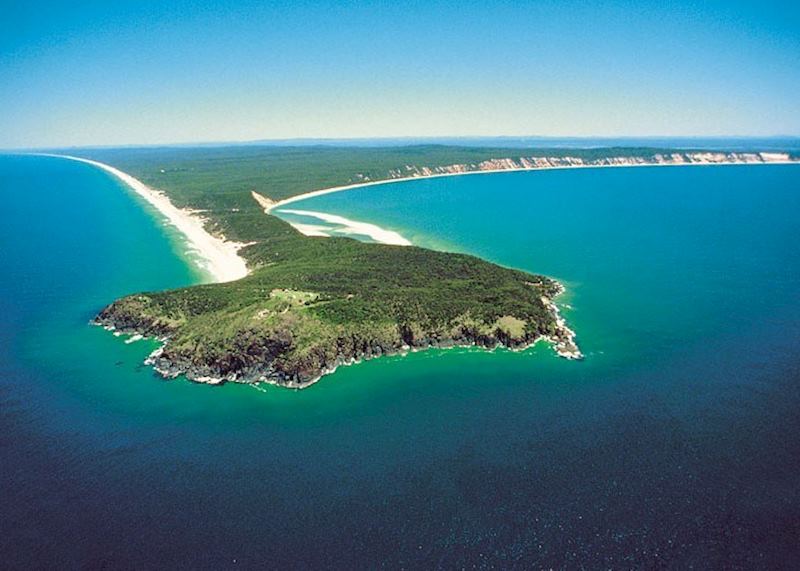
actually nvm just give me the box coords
[278,209,411,246]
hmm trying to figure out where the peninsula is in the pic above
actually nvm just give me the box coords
[79,144,797,387]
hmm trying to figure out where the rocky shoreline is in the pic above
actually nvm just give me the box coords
[94,284,581,389]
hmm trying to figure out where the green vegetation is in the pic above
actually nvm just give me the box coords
[96,225,566,385]
[75,144,724,244]
[89,144,738,385]
[77,144,678,203]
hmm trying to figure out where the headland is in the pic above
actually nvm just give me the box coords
[56,144,797,387]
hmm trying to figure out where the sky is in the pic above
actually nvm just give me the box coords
[1,0,799,149]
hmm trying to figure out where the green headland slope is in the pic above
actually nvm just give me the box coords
[81,145,794,386]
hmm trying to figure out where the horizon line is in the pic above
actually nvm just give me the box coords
[4,134,800,153]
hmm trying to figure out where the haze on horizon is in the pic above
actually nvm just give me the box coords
[2,0,799,149]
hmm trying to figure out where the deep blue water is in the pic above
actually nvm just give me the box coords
[3,155,800,568]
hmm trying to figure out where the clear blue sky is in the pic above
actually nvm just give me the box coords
[2,0,798,148]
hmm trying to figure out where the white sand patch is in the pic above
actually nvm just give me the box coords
[292,223,331,237]
[278,209,411,246]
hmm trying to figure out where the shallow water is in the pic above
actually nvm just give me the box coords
[3,156,800,568]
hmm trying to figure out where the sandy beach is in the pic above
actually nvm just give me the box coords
[266,152,797,212]
[47,152,799,258]
[50,155,249,283]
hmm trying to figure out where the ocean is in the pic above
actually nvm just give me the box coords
[2,155,800,568]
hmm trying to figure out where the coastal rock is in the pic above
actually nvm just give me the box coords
[95,279,580,389]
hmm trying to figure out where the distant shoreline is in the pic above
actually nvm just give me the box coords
[31,152,800,276]
[41,154,249,283]
[268,153,798,212]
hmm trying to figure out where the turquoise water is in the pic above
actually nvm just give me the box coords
[3,156,800,568]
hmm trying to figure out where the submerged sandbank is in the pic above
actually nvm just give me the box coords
[277,208,412,246]
[252,190,411,246]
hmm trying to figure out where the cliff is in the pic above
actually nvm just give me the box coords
[375,151,795,181]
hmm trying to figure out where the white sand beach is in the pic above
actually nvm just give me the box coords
[48,153,797,263]
[50,155,249,283]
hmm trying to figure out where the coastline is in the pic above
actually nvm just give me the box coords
[267,153,798,212]
[60,148,795,387]
[43,154,249,283]
[97,275,581,389]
